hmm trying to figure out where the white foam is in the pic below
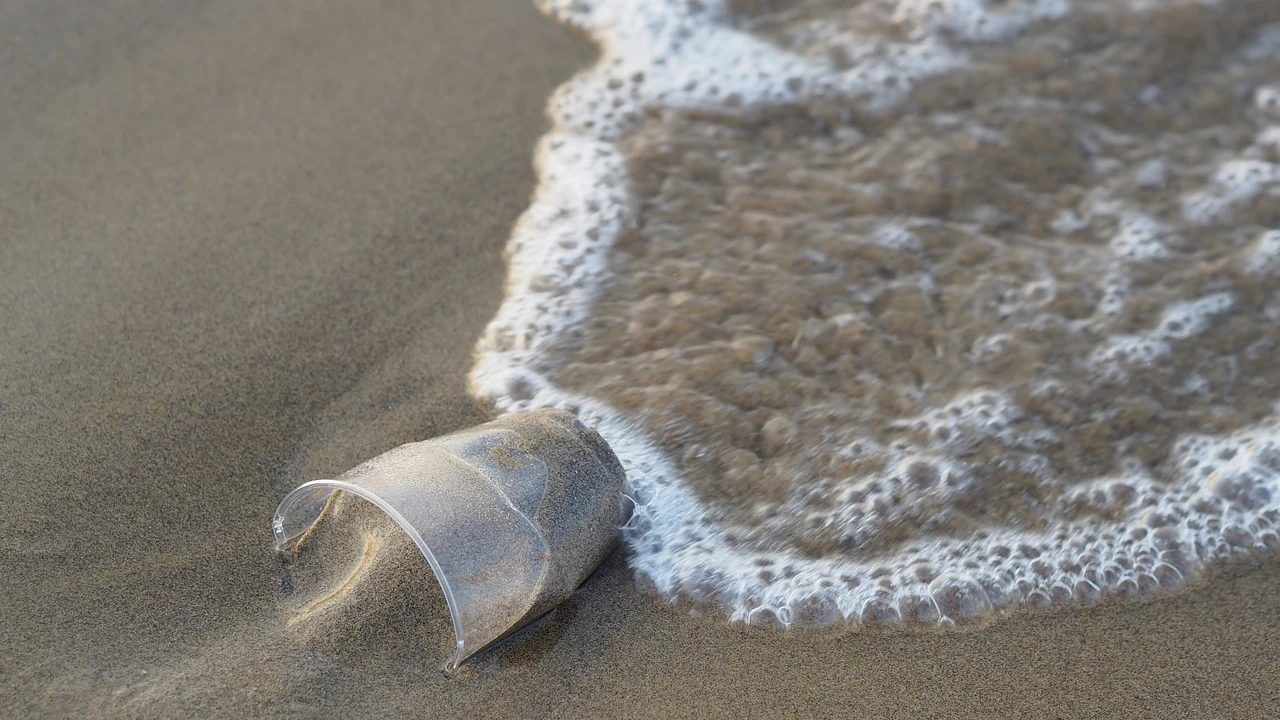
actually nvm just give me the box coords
[1089,292,1236,380]
[1181,159,1280,225]
[1157,293,1237,340]
[471,0,1280,630]
[536,0,981,139]
[874,223,924,251]
[1245,229,1280,275]
[1109,212,1172,261]
[1095,265,1131,320]
[1050,209,1087,234]
[891,0,1069,43]
[1088,335,1170,383]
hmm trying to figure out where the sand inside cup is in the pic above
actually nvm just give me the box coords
[279,409,627,665]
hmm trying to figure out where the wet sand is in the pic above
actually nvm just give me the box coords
[1,0,1278,718]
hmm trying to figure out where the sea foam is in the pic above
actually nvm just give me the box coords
[471,0,1280,629]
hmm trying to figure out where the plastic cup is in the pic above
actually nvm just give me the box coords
[272,409,627,669]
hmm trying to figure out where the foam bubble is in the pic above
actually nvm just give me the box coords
[1157,293,1237,340]
[1109,212,1172,261]
[891,0,1069,43]
[1181,159,1280,225]
[1089,293,1236,380]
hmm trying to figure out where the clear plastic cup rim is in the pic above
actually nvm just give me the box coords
[274,479,469,669]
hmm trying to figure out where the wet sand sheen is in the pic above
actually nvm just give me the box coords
[1,0,1278,718]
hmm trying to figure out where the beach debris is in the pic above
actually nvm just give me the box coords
[273,408,628,669]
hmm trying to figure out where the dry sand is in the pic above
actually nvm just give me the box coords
[1,0,1278,717]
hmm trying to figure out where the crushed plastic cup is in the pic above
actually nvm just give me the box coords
[272,409,628,669]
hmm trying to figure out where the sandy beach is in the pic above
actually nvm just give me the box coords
[3,0,1279,717]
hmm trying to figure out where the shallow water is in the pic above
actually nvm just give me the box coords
[471,0,1280,628]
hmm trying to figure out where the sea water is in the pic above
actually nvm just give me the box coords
[471,0,1280,628]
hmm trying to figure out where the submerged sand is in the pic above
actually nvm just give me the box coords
[539,0,1280,624]
[2,0,1278,717]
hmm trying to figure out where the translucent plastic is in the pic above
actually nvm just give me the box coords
[273,409,627,669]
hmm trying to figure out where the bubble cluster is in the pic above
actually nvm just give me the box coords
[1088,292,1237,381]
[1109,213,1172,261]
[891,0,1068,42]
[472,0,1280,631]
[1181,160,1280,225]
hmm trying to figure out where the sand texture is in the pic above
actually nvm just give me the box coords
[2,0,1279,717]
